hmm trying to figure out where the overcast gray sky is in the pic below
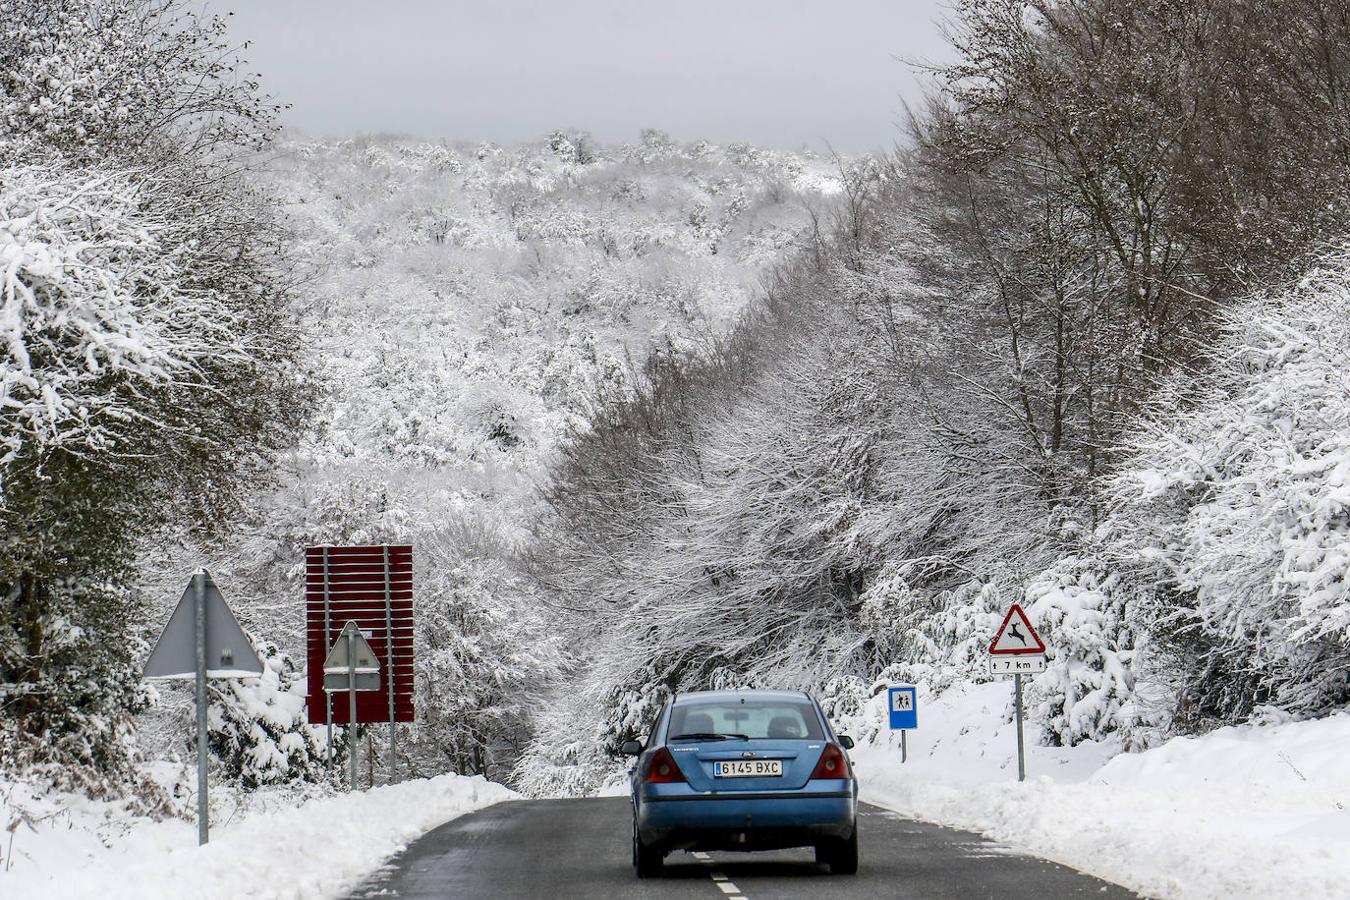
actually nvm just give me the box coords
[213,0,953,153]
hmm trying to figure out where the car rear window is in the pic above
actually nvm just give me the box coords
[667,699,824,740]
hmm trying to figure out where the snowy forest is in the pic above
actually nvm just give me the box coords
[4,0,1350,828]
[518,0,1350,794]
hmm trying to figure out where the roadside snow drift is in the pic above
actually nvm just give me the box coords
[1,773,516,899]
[852,683,1350,900]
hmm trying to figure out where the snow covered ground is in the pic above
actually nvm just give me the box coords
[8,687,1348,900]
[850,682,1350,900]
[0,773,515,899]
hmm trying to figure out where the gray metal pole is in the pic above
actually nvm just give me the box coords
[901,729,908,764]
[194,573,209,845]
[383,545,396,785]
[323,547,333,770]
[1014,673,1026,783]
[348,628,358,791]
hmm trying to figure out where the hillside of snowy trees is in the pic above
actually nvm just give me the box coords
[0,0,844,804]
[515,0,1350,793]
[4,0,1350,821]
[143,129,843,783]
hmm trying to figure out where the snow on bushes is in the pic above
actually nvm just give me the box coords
[1110,249,1350,721]
[0,164,206,463]
[207,640,327,791]
[0,580,165,810]
[1024,557,1146,746]
[0,0,277,159]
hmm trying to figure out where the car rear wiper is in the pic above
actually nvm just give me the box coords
[668,732,749,741]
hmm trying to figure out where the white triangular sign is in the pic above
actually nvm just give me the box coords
[989,603,1046,655]
[323,621,382,674]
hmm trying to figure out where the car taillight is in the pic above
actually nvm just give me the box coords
[644,747,686,784]
[810,743,851,779]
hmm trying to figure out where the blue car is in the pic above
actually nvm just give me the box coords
[622,689,859,878]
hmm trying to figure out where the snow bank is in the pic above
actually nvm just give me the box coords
[851,682,1350,899]
[0,773,516,899]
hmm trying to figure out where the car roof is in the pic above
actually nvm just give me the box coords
[672,689,812,706]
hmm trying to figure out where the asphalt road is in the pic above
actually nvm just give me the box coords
[349,797,1137,899]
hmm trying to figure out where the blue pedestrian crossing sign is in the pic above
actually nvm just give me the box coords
[888,685,917,730]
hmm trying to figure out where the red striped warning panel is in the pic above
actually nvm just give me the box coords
[305,545,415,724]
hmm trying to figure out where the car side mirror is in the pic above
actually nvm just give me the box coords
[620,740,644,756]
[838,735,855,750]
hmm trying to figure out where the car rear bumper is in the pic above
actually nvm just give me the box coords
[636,788,857,852]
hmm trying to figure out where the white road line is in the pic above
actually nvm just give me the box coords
[707,863,744,898]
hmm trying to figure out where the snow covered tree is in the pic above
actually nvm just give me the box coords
[0,0,279,163]
[1109,250,1350,725]
[1024,556,1147,745]
[408,526,560,781]
[0,163,270,779]
[0,577,160,804]
[0,0,301,792]
[206,639,328,790]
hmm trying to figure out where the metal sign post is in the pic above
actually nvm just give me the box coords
[322,621,382,791]
[144,571,263,845]
[347,627,359,790]
[988,603,1047,784]
[193,574,208,845]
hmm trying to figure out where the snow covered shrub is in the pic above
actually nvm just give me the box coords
[410,531,560,781]
[1112,250,1350,723]
[862,575,1007,695]
[0,0,277,161]
[511,697,626,799]
[207,640,328,791]
[0,578,169,812]
[600,673,672,757]
[513,664,666,798]
[857,566,937,664]
[1025,556,1146,746]
[817,675,872,734]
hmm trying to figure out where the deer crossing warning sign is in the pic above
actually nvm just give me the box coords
[988,603,1047,674]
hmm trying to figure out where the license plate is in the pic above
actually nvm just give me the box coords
[713,760,783,778]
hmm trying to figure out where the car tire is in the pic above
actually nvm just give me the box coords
[633,821,663,878]
[822,827,859,875]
